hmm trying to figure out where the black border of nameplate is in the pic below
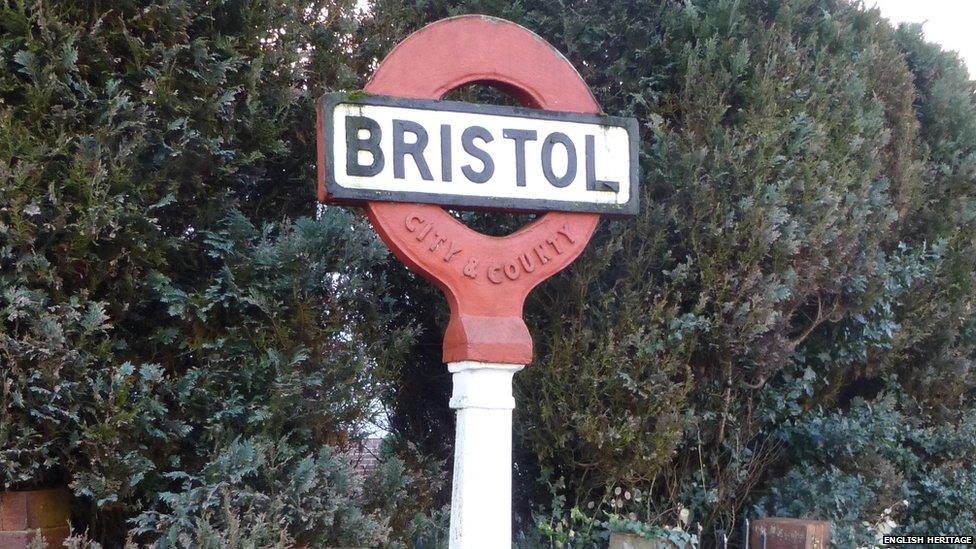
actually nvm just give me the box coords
[319,92,640,217]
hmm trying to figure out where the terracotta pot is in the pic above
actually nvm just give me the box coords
[0,488,70,548]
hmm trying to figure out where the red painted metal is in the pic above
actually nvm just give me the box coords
[319,15,602,364]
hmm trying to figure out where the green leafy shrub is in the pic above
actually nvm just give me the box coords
[363,0,976,543]
[760,388,976,546]
[132,437,389,548]
[527,475,698,547]
[1,0,427,544]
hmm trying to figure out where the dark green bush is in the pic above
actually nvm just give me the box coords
[760,389,976,546]
[361,0,976,543]
[1,0,427,544]
[132,437,390,547]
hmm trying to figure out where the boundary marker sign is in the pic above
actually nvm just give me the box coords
[317,15,639,547]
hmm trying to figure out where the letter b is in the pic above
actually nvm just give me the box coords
[345,115,384,177]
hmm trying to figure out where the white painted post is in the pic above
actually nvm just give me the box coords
[447,360,525,548]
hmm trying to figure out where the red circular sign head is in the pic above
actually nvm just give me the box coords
[339,15,603,364]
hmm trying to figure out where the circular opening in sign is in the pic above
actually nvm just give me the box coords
[445,209,538,237]
[442,83,521,107]
[441,82,540,237]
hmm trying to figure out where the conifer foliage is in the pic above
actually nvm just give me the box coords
[363,0,976,542]
[1,1,424,545]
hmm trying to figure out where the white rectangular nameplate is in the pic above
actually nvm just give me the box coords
[318,93,639,216]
